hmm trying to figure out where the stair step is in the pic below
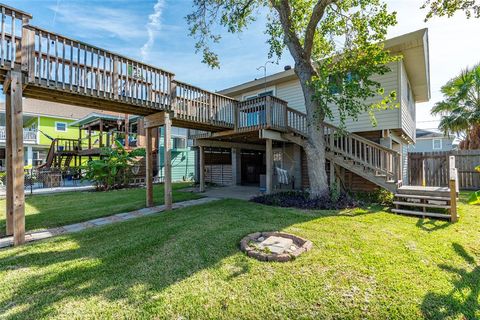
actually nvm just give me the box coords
[395,194,451,201]
[391,208,451,219]
[393,201,450,209]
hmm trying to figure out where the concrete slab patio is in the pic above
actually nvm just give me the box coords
[199,185,262,200]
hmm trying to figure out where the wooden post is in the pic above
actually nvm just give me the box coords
[265,96,272,128]
[164,113,172,209]
[199,146,205,192]
[329,159,335,189]
[88,126,92,149]
[450,176,458,222]
[266,138,273,194]
[146,127,154,207]
[5,88,13,236]
[99,119,103,148]
[124,114,129,148]
[137,118,146,147]
[5,70,25,245]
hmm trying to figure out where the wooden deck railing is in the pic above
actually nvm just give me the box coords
[173,80,237,128]
[21,25,174,109]
[323,122,401,182]
[235,96,288,132]
[0,5,31,69]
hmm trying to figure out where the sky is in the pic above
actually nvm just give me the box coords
[4,0,480,130]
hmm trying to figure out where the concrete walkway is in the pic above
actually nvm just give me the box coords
[0,197,219,249]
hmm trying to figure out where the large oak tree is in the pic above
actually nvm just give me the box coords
[187,0,398,196]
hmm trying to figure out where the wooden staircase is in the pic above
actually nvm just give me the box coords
[392,186,457,220]
[284,123,402,193]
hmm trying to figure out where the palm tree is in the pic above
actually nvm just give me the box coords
[431,63,480,149]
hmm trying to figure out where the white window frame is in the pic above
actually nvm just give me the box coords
[242,86,276,101]
[55,121,68,132]
[432,138,442,150]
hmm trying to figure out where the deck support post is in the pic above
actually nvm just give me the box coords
[199,146,205,192]
[231,148,241,185]
[329,159,335,189]
[164,113,172,209]
[5,70,25,245]
[449,178,458,222]
[146,127,154,207]
[266,138,273,194]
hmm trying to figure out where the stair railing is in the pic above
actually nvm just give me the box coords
[323,122,401,182]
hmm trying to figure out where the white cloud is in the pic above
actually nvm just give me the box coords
[50,4,144,39]
[141,0,165,61]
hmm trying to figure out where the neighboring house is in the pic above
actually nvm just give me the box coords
[202,28,430,191]
[0,98,196,182]
[0,99,99,167]
[408,129,456,153]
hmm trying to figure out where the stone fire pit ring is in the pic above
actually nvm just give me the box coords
[240,231,313,262]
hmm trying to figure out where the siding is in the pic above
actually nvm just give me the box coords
[236,62,403,134]
[158,127,196,182]
[399,60,416,141]
[39,117,79,146]
[408,137,455,153]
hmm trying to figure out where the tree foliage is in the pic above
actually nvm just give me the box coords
[84,141,146,191]
[431,63,480,148]
[187,0,399,128]
[422,0,480,20]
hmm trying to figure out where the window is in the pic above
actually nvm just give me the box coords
[55,122,67,132]
[433,139,442,150]
[258,90,274,98]
[242,87,275,101]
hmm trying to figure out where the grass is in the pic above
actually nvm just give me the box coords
[0,183,200,236]
[0,193,479,319]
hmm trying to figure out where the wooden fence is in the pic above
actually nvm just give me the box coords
[408,150,480,190]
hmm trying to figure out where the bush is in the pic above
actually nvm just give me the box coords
[354,188,394,206]
[250,190,361,210]
[83,141,146,191]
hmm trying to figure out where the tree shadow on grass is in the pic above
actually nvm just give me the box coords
[421,243,480,319]
[415,218,451,232]
[0,199,335,319]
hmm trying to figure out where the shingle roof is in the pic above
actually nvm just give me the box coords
[416,129,448,139]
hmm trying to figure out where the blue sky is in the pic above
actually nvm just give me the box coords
[4,0,480,130]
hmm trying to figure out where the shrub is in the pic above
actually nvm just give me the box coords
[83,141,146,191]
[354,188,394,206]
[250,190,361,210]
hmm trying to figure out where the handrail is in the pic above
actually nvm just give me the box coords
[21,25,173,109]
[23,25,174,76]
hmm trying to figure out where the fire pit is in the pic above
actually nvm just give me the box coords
[240,231,312,262]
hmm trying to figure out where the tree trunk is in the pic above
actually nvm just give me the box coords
[295,64,330,197]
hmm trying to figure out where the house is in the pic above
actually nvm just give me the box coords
[408,129,456,153]
[194,28,430,192]
[0,99,195,183]
[0,99,102,167]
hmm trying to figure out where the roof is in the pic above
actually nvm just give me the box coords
[0,99,120,120]
[219,28,431,103]
[416,129,453,139]
[70,113,139,127]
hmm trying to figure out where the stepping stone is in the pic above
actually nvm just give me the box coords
[258,236,293,254]
[90,218,110,226]
[63,223,87,233]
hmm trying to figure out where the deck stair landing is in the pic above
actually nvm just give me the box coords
[392,186,457,220]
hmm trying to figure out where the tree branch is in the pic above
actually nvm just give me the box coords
[303,0,336,59]
[270,0,306,63]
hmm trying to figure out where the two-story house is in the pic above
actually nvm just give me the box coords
[408,129,456,153]
[195,29,430,192]
[0,98,195,182]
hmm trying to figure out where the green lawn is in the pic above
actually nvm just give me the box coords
[0,194,479,319]
[0,183,200,236]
